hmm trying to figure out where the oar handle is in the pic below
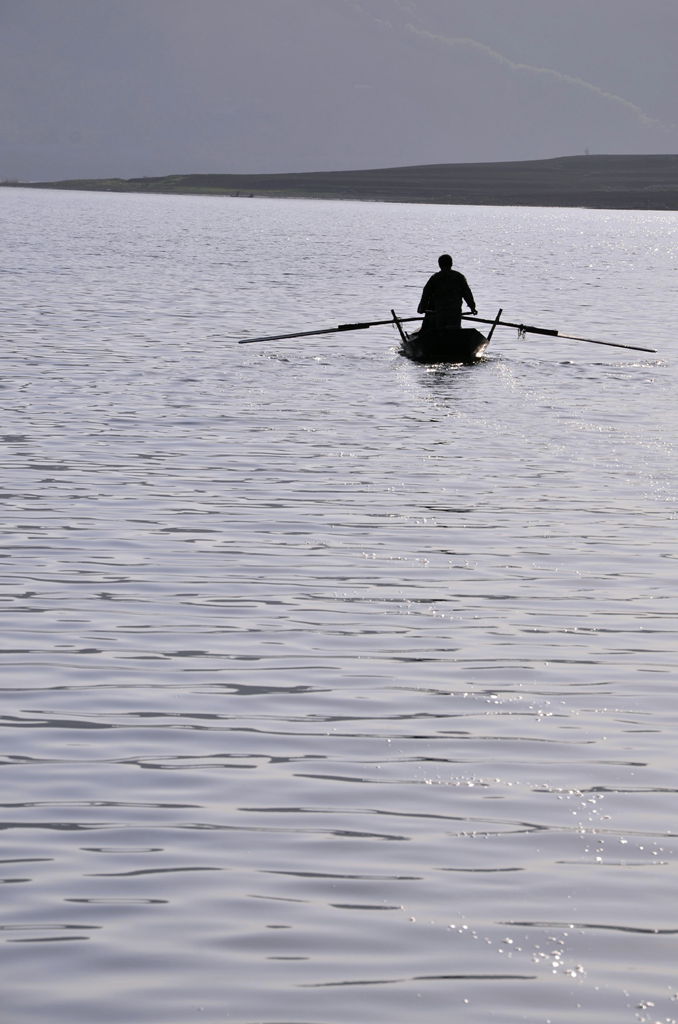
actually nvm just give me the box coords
[462,313,557,336]
[337,316,424,331]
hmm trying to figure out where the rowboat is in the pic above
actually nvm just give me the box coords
[391,309,500,364]
[398,326,489,364]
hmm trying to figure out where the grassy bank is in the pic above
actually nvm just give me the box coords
[4,154,677,210]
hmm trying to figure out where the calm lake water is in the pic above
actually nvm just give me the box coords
[1,187,677,1024]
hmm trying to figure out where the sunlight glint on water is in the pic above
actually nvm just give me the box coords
[1,187,677,1024]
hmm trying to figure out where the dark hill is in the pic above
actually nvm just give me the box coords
[7,155,678,210]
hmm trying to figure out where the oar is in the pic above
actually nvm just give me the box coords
[460,313,656,353]
[238,316,424,344]
[239,311,656,354]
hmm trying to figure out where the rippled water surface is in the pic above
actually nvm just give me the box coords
[2,188,677,1023]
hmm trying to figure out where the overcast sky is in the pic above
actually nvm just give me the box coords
[2,0,677,180]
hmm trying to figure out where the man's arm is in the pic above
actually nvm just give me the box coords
[461,276,477,315]
[417,276,434,314]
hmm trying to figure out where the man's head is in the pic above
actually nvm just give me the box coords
[438,254,453,270]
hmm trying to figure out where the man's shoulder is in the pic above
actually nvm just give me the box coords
[436,268,466,280]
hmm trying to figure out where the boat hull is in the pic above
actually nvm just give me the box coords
[399,327,489,364]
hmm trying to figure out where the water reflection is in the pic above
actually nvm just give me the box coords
[1,189,677,1024]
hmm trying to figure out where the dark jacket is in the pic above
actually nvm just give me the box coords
[417,269,475,327]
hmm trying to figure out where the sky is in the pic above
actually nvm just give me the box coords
[2,0,677,180]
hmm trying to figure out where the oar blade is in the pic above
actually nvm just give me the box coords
[553,332,656,353]
[239,326,341,344]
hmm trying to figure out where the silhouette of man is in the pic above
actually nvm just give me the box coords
[417,254,477,331]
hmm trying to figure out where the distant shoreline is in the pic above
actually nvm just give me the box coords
[4,154,677,210]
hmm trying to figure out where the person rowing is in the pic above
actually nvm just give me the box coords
[417,253,477,331]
